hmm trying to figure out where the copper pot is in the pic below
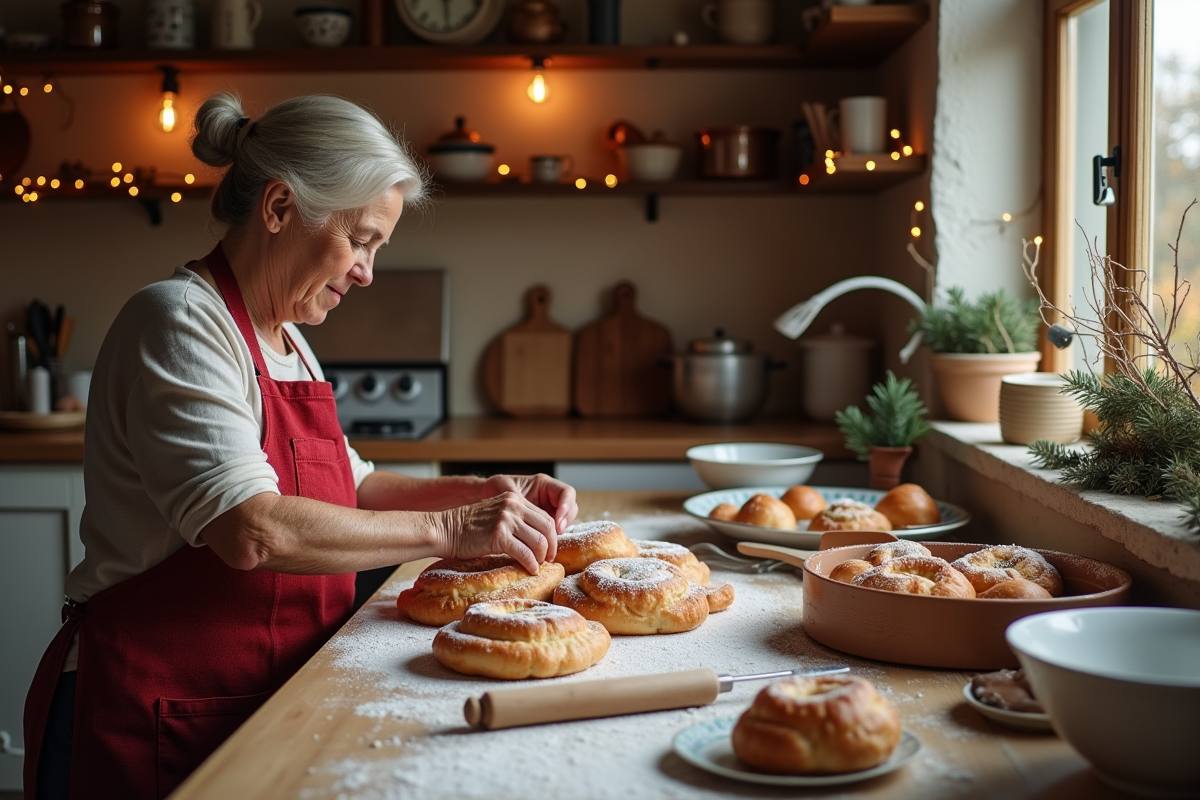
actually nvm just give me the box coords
[696,126,780,179]
[507,0,566,44]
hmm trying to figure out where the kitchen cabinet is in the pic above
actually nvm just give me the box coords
[0,465,85,791]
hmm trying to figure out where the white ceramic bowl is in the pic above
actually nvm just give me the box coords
[999,372,1083,445]
[427,150,494,182]
[1007,607,1200,797]
[294,8,352,47]
[686,442,823,490]
[618,143,683,182]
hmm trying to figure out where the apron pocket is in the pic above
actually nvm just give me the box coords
[292,437,354,505]
[156,690,272,798]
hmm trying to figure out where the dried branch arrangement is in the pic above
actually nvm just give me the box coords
[1023,200,1200,532]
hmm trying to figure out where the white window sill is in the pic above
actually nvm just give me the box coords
[923,422,1200,584]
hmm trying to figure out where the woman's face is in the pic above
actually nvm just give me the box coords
[278,186,405,326]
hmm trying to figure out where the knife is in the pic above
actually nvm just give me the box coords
[464,665,850,730]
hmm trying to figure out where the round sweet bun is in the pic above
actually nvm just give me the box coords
[732,675,901,774]
[866,540,931,566]
[708,503,739,522]
[432,599,611,679]
[951,545,1063,597]
[780,486,826,521]
[552,557,734,635]
[554,521,639,575]
[828,559,873,584]
[735,494,797,530]
[874,483,941,528]
[632,539,711,585]
[853,555,976,598]
[808,498,893,532]
[977,577,1053,600]
[397,557,566,626]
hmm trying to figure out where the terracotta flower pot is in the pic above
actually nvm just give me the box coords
[869,445,912,490]
[929,352,1043,423]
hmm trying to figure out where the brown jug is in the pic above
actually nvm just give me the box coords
[506,0,566,44]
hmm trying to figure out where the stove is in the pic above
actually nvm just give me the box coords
[324,362,446,440]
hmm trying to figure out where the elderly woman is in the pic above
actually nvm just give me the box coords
[24,93,576,800]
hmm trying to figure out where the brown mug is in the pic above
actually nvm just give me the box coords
[507,0,566,44]
[62,0,120,49]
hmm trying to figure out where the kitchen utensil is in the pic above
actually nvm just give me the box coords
[697,127,780,179]
[428,117,495,183]
[463,665,850,730]
[796,323,875,422]
[0,410,86,430]
[960,683,1053,733]
[1007,608,1200,796]
[482,285,571,417]
[683,486,971,548]
[687,442,823,488]
[999,372,1083,445]
[294,7,352,47]
[688,542,794,574]
[802,542,1132,669]
[701,0,774,45]
[145,0,196,48]
[734,541,813,569]
[529,154,573,184]
[837,95,887,154]
[507,0,566,44]
[668,333,781,423]
[62,1,120,49]
[617,142,683,182]
[586,0,620,43]
[26,301,53,369]
[56,316,75,359]
[212,0,262,48]
[573,282,672,418]
[674,719,921,787]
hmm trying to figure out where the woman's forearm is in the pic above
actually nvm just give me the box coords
[356,470,486,512]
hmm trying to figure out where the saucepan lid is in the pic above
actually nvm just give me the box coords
[429,116,495,154]
[689,328,753,354]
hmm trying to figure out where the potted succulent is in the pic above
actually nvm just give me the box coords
[912,286,1042,422]
[835,371,931,490]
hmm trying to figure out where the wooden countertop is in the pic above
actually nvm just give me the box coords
[0,416,849,463]
[170,491,1121,800]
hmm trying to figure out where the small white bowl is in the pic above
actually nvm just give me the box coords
[1007,607,1200,798]
[999,372,1082,445]
[618,142,683,182]
[686,442,823,490]
[294,7,352,47]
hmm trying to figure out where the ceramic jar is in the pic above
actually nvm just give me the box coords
[62,1,119,49]
[146,0,196,49]
[795,323,875,421]
[507,0,566,44]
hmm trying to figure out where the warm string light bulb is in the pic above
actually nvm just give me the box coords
[158,67,180,133]
[526,57,550,103]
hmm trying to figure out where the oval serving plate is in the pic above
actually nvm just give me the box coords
[673,716,921,787]
[682,486,970,549]
[961,683,1053,733]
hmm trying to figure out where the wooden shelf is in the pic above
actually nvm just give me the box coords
[799,153,928,193]
[0,5,928,75]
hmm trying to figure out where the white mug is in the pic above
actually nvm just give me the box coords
[530,155,574,184]
[837,95,887,154]
[702,0,774,45]
[212,0,262,49]
[146,0,195,49]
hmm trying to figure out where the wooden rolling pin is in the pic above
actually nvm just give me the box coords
[463,665,849,730]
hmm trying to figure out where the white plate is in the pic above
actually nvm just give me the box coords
[673,716,921,786]
[961,683,1053,733]
[682,486,971,549]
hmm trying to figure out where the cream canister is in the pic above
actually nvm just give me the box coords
[795,323,876,421]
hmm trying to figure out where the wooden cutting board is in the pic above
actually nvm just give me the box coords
[573,281,672,417]
[482,285,572,417]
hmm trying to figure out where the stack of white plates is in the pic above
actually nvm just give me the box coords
[999,373,1083,445]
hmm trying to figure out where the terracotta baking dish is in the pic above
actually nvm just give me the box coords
[802,543,1132,669]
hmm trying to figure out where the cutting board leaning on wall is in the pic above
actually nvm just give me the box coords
[573,281,673,417]
[482,285,572,417]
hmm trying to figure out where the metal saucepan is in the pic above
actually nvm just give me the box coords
[696,126,780,179]
[665,329,783,423]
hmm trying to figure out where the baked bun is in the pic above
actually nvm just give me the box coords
[780,486,826,521]
[853,555,976,598]
[828,559,873,584]
[708,503,739,522]
[874,483,941,528]
[632,539,710,585]
[554,521,638,575]
[432,599,610,680]
[732,675,901,774]
[865,540,931,566]
[978,577,1053,600]
[951,545,1063,597]
[397,556,565,626]
[735,494,797,530]
[552,558,734,635]
[808,499,893,532]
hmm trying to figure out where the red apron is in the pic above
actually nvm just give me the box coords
[23,244,357,799]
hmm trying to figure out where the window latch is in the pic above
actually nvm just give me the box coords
[1093,146,1121,206]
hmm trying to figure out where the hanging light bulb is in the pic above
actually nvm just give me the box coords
[526,57,550,104]
[158,66,180,133]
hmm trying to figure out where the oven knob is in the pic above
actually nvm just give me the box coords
[327,373,349,400]
[356,373,386,402]
[393,373,422,402]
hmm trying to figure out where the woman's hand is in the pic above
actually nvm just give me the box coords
[436,491,559,574]
[479,473,579,534]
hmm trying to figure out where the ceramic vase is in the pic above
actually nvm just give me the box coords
[929,352,1043,423]
[868,445,912,491]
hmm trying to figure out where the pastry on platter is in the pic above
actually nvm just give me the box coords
[432,599,610,680]
[708,503,739,522]
[951,545,1063,597]
[874,483,941,528]
[734,494,797,530]
[554,520,638,575]
[552,557,733,635]
[780,485,826,521]
[397,556,565,626]
[853,555,976,598]
[732,675,901,774]
[808,498,893,532]
[632,539,710,585]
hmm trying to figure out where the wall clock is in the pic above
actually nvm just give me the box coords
[395,0,505,45]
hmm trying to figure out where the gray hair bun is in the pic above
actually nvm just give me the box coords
[191,93,245,168]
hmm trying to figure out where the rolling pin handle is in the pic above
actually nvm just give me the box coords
[463,696,483,728]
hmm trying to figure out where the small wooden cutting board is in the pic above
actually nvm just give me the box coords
[482,286,572,417]
[573,281,673,418]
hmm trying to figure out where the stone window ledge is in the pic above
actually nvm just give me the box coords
[924,422,1200,584]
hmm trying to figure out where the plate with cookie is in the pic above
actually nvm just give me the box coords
[683,483,970,548]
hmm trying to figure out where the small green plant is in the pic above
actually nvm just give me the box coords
[835,371,931,460]
[912,286,1040,354]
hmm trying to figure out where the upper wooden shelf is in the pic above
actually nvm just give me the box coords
[0,5,928,75]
